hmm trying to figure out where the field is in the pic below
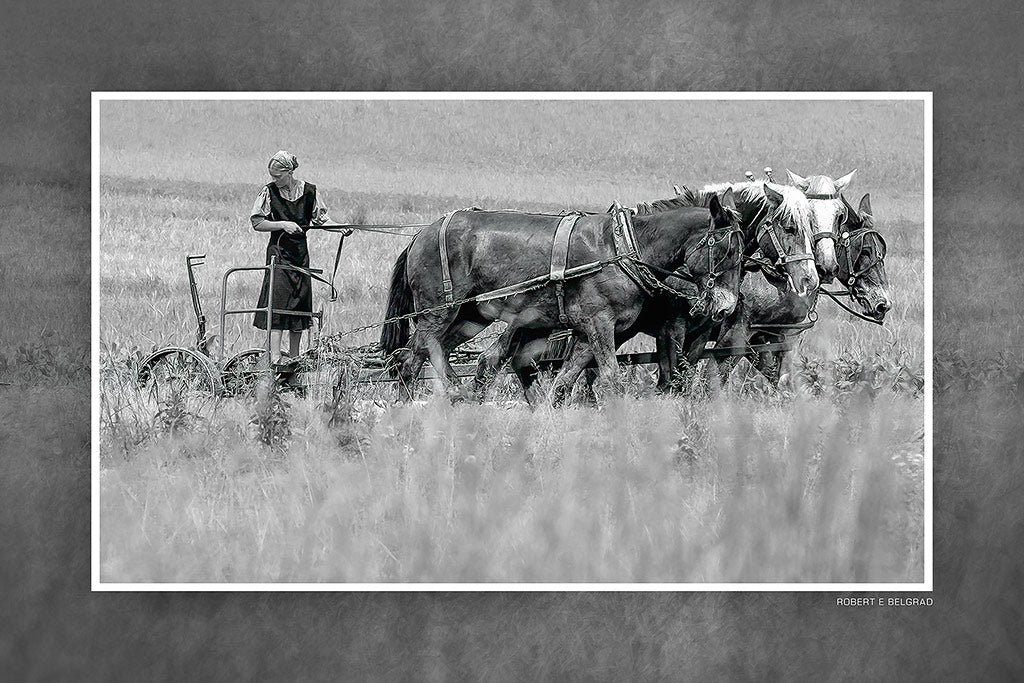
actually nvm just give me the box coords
[97,99,926,583]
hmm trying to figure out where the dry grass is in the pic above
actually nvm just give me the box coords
[99,391,923,583]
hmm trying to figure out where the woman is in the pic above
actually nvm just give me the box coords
[250,151,349,363]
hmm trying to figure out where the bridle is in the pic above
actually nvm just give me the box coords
[685,213,745,309]
[836,219,886,289]
[818,216,888,326]
[622,210,743,310]
[744,201,815,284]
[806,192,846,247]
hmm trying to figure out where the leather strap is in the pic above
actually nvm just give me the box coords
[550,213,582,325]
[438,211,457,305]
[549,213,582,281]
[610,202,640,260]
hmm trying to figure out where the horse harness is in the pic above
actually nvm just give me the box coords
[817,219,887,325]
[837,220,886,288]
[433,205,741,323]
[743,200,816,283]
[438,210,458,306]
[549,212,584,324]
[804,188,845,246]
[609,202,743,312]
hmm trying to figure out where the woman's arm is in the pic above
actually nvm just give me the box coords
[253,218,302,234]
[250,186,301,233]
[309,189,354,236]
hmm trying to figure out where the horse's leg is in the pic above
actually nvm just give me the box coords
[402,309,465,401]
[750,341,782,387]
[471,325,520,402]
[431,313,487,401]
[776,336,802,390]
[436,317,489,400]
[509,330,555,406]
[397,330,431,402]
[548,342,595,406]
[713,318,748,389]
[655,325,677,394]
[657,315,705,394]
[579,314,621,401]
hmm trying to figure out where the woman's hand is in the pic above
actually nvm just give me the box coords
[281,221,303,234]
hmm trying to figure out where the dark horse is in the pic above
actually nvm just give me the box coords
[380,193,744,403]
[702,191,892,387]
[498,182,821,401]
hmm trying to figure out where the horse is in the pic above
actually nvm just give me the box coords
[380,193,745,403]
[495,181,821,402]
[786,170,857,283]
[696,191,892,388]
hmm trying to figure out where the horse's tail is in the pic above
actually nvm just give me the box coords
[380,246,413,355]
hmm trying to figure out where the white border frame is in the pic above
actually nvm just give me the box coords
[92,91,933,592]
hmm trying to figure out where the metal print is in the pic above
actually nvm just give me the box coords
[94,94,930,588]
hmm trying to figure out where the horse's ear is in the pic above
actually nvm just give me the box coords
[834,170,857,191]
[858,192,872,218]
[763,182,785,205]
[786,170,809,190]
[840,192,857,219]
[719,187,737,211]
[708,193,723,218]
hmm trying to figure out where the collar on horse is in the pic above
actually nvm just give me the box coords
[610,201,742,307]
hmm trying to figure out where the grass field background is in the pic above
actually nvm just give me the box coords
[97,99,926,583]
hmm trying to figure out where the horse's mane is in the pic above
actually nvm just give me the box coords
[630,195,692,216]
[679,181,811,228]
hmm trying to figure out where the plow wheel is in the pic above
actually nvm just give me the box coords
[223,348,268,397]
[136,347,222,430]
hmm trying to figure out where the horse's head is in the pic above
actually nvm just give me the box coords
[837,193,891,321]
[759,182,820,299]
[786,169,857,283]
[685,188,744,322]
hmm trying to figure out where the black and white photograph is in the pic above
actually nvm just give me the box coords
[96,95,928,587]
[5,0,1023,678]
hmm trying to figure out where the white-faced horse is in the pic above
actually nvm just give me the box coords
[786,169,857,283]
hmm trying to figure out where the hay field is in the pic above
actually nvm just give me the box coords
[97,99,926,583]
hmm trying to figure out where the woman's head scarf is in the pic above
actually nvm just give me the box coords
[268,150,299,175]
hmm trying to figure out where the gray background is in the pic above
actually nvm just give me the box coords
[3,0,1021,678]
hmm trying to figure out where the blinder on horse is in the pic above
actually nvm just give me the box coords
[837,220,886,288]
[748,203,815,285]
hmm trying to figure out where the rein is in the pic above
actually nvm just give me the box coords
[819,288,884,325]
[314,224,424,236]
[821,222,887,326]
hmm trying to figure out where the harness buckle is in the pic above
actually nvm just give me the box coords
[555,281,568,324]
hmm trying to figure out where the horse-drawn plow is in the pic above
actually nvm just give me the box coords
[132,249,798,405]
[130,172,888,408]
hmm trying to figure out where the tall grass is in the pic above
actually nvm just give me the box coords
[100,391,923,583]
[97,99,928,583]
